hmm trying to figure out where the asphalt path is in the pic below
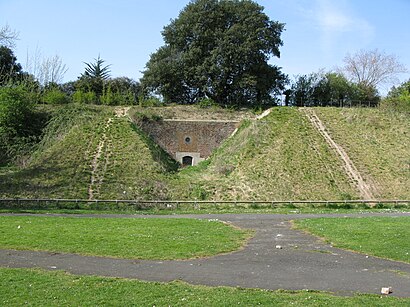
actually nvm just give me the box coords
[1,212,410,297]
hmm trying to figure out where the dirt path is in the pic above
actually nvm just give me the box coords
[88,118,112,200]
[1,213,410,297]
[88,107,130,200]
[302,108,376,200]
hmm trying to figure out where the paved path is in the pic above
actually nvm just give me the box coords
[1,213,410,297]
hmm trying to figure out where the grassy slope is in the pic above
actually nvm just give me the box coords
[295,216,410,263]
[315,108,410,199]
[2,269,409,306]
[172,108,358,200]
[0,105,172,200]
[1,105,407,201]
[0,216,250,259]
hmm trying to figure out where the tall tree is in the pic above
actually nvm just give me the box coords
[25,48,68,86]
[142,0,286,107]
[0,46,23,85]
[83,55,111,80]
[76,55,111,98]
[341,49,408,89]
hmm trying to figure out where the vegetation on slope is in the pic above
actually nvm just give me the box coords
[1,105,407,202]
[315,108,410,199]
[0,105,173,200]
[172,107,358,200]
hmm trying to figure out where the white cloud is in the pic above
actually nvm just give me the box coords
[293,0,375,58]
[314,0,375,53]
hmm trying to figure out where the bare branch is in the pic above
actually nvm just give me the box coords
[25,47,68,85]
[342,49,408,88]
[0,24,19,49]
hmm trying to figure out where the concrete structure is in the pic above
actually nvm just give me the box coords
[139,119,240,166]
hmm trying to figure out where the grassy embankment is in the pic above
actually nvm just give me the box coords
[315,108,409,199]
[0,105,408,205]
[295,216,410,263]
[2,268,409,306]
[172,107,359,201]
[0,105,174,200]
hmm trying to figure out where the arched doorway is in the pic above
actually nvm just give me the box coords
[182,156,193,167]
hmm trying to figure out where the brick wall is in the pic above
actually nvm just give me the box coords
[139,119,240,164]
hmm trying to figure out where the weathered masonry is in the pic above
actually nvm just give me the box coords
[139,119,240,166]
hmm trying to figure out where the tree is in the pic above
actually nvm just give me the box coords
[381,79,410,114]
[289,71,380,107]
[76,55,111,99]
[0,86,38,163]
[25,48,68,86]
[142,0,286,107]
[0,24,19,49]
[0,46,23,85]
[83,55,111,80]
[341,49,408,89]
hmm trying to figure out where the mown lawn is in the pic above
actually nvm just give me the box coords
[2,268,409,306]
[0,216,251,259]
[295,216,410,263]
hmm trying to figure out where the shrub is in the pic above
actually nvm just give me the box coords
[0,85,46,164]
[380,94,410,114]
[139,96,163,107]
[42,88,70,104]
[72,90,97,104]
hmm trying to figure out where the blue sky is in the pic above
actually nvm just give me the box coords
[1,0,409,91]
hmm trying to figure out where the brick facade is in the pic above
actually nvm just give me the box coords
[139,119,240,165]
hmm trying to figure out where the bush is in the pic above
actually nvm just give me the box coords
[42,88,70,104]
[380,92,410,114]
[198,97,218,108]
[72,90,97,104]
[0,85,46,164]
[139,96,163,107]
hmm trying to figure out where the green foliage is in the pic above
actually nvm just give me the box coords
[0,45,23,85]
[83,55,111,80]
[41,88,70,104]
[141,0,286,107]
[296,217,410,263]
[0,85,46,164]
[198,97,218,108]
[289,72,380,107]
[139,96,163,107]
[72,90,97,104]
[100,78,139,106]
[381,79,410,114]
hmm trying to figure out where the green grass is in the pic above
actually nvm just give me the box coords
[0,105,173,200]
[315,108,410,199]
[295,216,410,263]
[172,108,359,201]
[0,105,408,203]
[0,216,251,259]
[2,269,409,306]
